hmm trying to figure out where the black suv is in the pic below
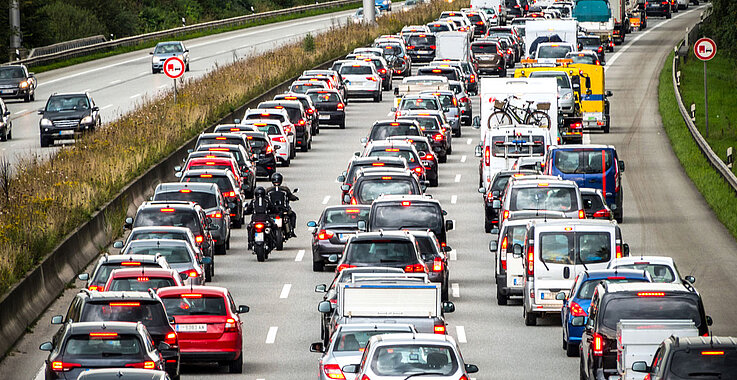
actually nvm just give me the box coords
[40,321,166,380]
[335,231,426,273]
[193,143,257,198]
[368,194,454,249]
[0,64,36,102]
[404,32,437,63]
[631,335,737,379]
[305,89,346,129]
[39,92,101,147]
[257,100,312,152]
[577,282,712,380]
[78,254,170,291]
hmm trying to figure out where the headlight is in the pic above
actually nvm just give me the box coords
[562,92,572,101]
[40,118,52,127]
[19,81,28,89]
[81,116,94,125]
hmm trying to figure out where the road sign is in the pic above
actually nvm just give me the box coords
[694,38,716,61]
[163,57,185,79]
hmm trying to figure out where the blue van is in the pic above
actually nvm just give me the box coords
[544,145,625,222]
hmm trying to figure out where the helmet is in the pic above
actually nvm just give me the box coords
[254,186,266,197]
[271,172,283,186]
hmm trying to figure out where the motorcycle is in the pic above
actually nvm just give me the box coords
[249,219,274,262]
[269,188,299,251]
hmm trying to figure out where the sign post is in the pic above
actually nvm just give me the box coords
[693,37,716,137]
[163,56,185,101]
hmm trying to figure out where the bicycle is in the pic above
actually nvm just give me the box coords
[486,95,552,129]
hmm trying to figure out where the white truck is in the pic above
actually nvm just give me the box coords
[617,319,698,380]
[523,19,578,58]
[435,31,471,62]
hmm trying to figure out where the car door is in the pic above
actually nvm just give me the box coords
[535,230,576,304]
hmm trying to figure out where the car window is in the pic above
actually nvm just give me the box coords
[134,209,200,231]
[582,193,606,212]
[370,125,420,140]
[340,65,374,75]
[130,231,187,242]
[0,66,25,79]
[371,203,442,230]
[402,117,439,131]
[492,175,512,192]
[154,191,217,209]
[333,330,409,352]
[64,335,142,356]
[578,232,611,264]
[567,54,597,65]
[246,113,286,122]
[412,141,431,153]
[80,302,169,327]
[669,350,737,378]
[602,296,702,330]
[183,175,234,192]
[576,278,649,299]
[491,136,545,157]
[347,163,405,183]
[154,43,183,54]
[510,187,577,212]
[615,264,676,283]
[380,44,402,56]
[554,150,613,174]
[540,233,573,264]
[308,91,340,103]
[161,295,227,316]
[529,72,571,88]
[108,277,177,291]
[45,95,89,112]
[400,98,439,111]
[537,45,572,58]
[414,236,440,260]
[358,179,415,203]
[369,345,459,376]
[407,35,435,46]
[504,225,527,252]
[323,208,370,225]
[472,43,499,54]
[92,263,160,286]
[124,245,192,264]
[346,240,416,263]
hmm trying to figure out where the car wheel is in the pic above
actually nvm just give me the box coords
[485,219,492,233]
[438,154,447,163]
[152,68,158,74]
[429,176,438,187]
[225,236,231,250]
[186,63,190,72]
[40,136,50,148]
[24,93,30,102]
[205,263,213,282]
[300,141,308,152]
[567,341,579,357]
[313,260,324,272]
[215,243,227,255]
[524,308,537,326]
[30,92,34,101]
[497,287,508,305]
[0,128,6,142]
[666,11,671,18]
[373,93,381,102]
[447,144,452,155]
[291,144,297,158]
[228,357,243,373]
[6,127,11,140]
[339,121,346,129]
[283,156,291,167]
[441,281,449,302]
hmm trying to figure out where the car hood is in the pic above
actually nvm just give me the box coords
[43,109,90,121]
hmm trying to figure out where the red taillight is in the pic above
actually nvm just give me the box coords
[379,68,387,74]
[164,332,177,345]
[337,264,356,272]
[484,146,490,165]
[322,363,346,379]
[407,45,415,50]
[318,230,334,240]
[88,285,100,291]
[433,133,444,141]
[637,292,665,297]
[254,223,265,231]
[109,302,140,307]
[366,76,378,82]
[226,191,236,197]
[413,166,423,175]
[136,277,149,282]
[502,210,509,221]
[434,325,446,334]
[195,235,204,243]
[208,212,223,219]
[598,46,603,53]
[578,210,585,219]
[125,361,157,369]
[527,244,534,276]
[224,318,239,332]
[51,361,81,372]
[160,208,175,212]
[423,153,435,160]
[299,119,306,126]
[593,332,604,356]
[404,263,426,273]
[701,351,725,356]
[273,136,286,143]
[401,201,411,206]
[592,209,610,218]
[266,145,274,154]
[432,258,443,272]
[616,244,623,259]
[337,103,345,110]
[430,45,437,49]
[181,269,199,278]
[307,108,314,114]
[90,332,119,338]
[500,236,508,270]
[570,301,587,317]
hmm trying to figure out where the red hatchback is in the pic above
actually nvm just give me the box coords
[103,268,184,292]
[157,286,250,373]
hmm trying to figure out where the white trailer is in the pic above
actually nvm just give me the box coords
[523,19,578,58]
[435,31,471,62]
[617,319,698,380]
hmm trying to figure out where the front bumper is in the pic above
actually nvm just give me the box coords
[0,86,30,99]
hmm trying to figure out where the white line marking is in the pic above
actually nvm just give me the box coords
[460,155,466,163]
[452,283,460,298]
[139,71,149,76]
[216,50,227,55]
[83,88,90,93]
[322,195,330,204]
[280,284,292,299]
[451,195,457,204]
[466,138,472,145]
[265,326,278,344]
[295,249,305,262]
[129,93,140,99]
[14,109,27,115]
[454,174,461,183]
[33,365,44,380]
[109,79,121,85]
[101,104,113,110]
[449,249,457,261]
[583,132,591,145]
[456,326,467,343]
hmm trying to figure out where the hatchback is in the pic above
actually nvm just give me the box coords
[121,239,206,285]
[103,268,184,292]
[307,205,371,272]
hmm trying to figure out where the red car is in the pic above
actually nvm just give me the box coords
[184,157,242,186]
[157,286,250,373]
[103,268,184,292]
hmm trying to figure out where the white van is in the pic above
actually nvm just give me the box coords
[521,219,628,326]
[435,31,471,62]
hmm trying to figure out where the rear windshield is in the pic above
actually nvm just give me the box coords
[290,83,322,93]
[582,193,606,213]
[539,232,612,265]
[369,345,458,376]
[154,191,217,209]
[81,302,168,327]
[358,179,417,203]
[260,104,300,121]
[129,231,187,242]
[491,135,545,157]
[92,263,161,286]
[332,330,410,352]
[579,37,601,47]
[613,263,676,283]
[347,162,405,183]
[399,98,439,111]
[371,204,442,230]
[433,94,455,109]
[380,44,402,56]
[407,35,435,46]
[124,245,192,264]
[188,163,231,172]
[108,277,177,292]
[669,350,737,378]
[253,125,280,135]
[553,150,613,174]
[307,91,340,103]
[491,174,512,193]
[198,138,242,147]
[247,137,268,149]
[401,117,439,132]
[64,335,142,357]
[133,210,201,232]
[367,148,418,164]
[501,225,527,253]
[602,296,702,330]
[529,72,571,88]
[345,240,417,264]
[537,45,572,58]
[340,65,374,75]
[182,175,234,192]
[411,140,431,154]
[370,124,420,140]
[414,236,440,260]
[427,24,452,32]
[419,69,458,81]
[322,208,370,226]
[567,54,597,65]
[472,43,499,54]
[200,148,245,164]
[161,295,227,316]
[509,186,578,212]
[576,278,648,299]
[246,113,286,122]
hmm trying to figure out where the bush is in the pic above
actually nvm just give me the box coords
[303,33,316,52]
[33,1,106,46]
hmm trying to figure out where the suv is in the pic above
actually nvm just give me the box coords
[78,254,171,291]
[49,291,179,379]
[361,140,426,180]
[364,119,423,143]
[631,335,736,379]
[39,92,101,147]
[578,282,712,380]
[338,156,408,200]
[257,100,312,151]
[335,231,426,273]
[240,131,278,178]
[404,32,437,63]
[307,205,371,272]
[496,178,584,225]
[344,169,424,205]
[368,194,455,249]
[305,89,346,129]
[419,90,462,137]
[180,169,246,228]
[0,64,36,102]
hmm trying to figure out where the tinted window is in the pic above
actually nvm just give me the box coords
[64,335,142,356]
[340,65,374,75]
[582,193,606,213]
[411,140,431,154]
[124,245,192,264]
[0,66,25,79]
[370,345,458,376]
[578,232,612,264]
[358,179,416,203]
[323,208,370,225]
[472,43,499,54]
[503,225,527,252]
[182,175,234,192]
[247,137,268,149]
[129,231,187,242]
[510,186,577,212]
[371,204,442,230]
[537,45,572,58]
[670,350,737,378]
[134,209,200,231]
[246,113,286,122]
[108,277,177,291]
[370,124,420,140]
[414,235,440,260]
[402,117,439,132]
[345,240,416,264]
[554,150,613,174]
[197,137,242,147]
[602,296,702,330]
[161,295,227,316]
[260,104,300,121]
[407,35,435,46]
[254,125,281,135]
[332,330,409,352]
[614,264,676,283]
[567,54,597,65]
[188,163,231,172]
[291,83,322,93]
[307,91,340,103]
[491,174,512,192]
[154,191,217,209]
[46,95,89,112]
[529,72,571,88]
[367,148,418,163]
[347,163,405,183]
[380,44,402,56]
[81,302,168,327]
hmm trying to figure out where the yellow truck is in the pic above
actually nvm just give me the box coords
[570,62,612,133]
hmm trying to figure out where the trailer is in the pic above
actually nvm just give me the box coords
[617,319,698,380]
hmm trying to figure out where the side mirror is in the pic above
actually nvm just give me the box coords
[149,52,154,55]
[586,89,592,96]
[421,182,428,192]
[124,217,134,229]
[465,364,479,374]
[490,227,499,235]
[307,221,318,228]
[337,175,346,182]
[157,342,171,352]
[474,145,483,157]
[442,302,455,313]
[353,151,360,157]
[342,365,359,374]
[234,118,241,124]
[360,137,368,144]
[318,300,333,313]
[571,316,586,326]
[478,187,485,194]
[489,238,498,252]
[112,241,124,249]
[207,224,220,231]
[187,148,193,154]
[315,284,327,293]
[555,291,566,301]
[585,77,591,88]
[238,305,250,313]
[51,315,64,324]
[293,188,299,193]
[3,111,9,117]
[201,257,213,265]
[622,243,629,256]
[357,220,367,231]
[445,219,455,231]
[444,245,453,252]
[512,243,523,257]
[684,275,696,284]
[39,342,53,351]
[343,194,351,203]
[310,342,325,353]
[340,184,350,192]
[491,200,501,209]
[631,361,649,373]
[606,90,613,97]
[618,160,625,172]
[77,273,89,281]
[390,107,397,112]
[174,172,182,178]
[328,254,339,263]
[706,315,713,326]
[394,87,399,95]
[491,190,500,198]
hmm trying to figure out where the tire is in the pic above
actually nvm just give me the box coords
[255,245,266,262]
[205,263,213,282]
[603,118,610,133]
[447,144,452,155]
[524,308,537,326]
[290,144,296,159]
[275,229,284,251]
[488,110,512,128]
[525,110,551,128]
[313,260,325,272]
[666,12,671,19]
[566,341,579,357]
[6,128,11,140]
[283,156,291,167]
[300,141,308,152]
[485,219,492,233]
[339,122,346,129]
[441,281,449,302]
[40,136,50,148]
[497,287,508,305]
[24,93,30,102]
[0,129,6,142]
[186,63,190,72]
[373,93,381,102]
[215,243,227,255]
[438,154,447,163]
[228,356,243,374]
[429,176,438,187]
[30,93,34,101]
[499,68,507,77]
[152,68,158,74]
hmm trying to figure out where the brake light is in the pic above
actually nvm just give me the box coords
[200,174,213,178]
[208,212,223,219]
[430,45,437,49]
[164,332,177,345]
[88,285,100,291]
[570,301,587,317]
[322,364,346,379]
[502,210,509,221]
[434,325,446,334]
[615,244,623,259]
[318,230,334,240]
[598,46,603,53]
[273,136,286,143]
[432,258,443,272]
[266,145,273,154]
[120,262,141,266]
[385,148,399,152]
[401,201,411,206]
[423,153,434,160]
[366,76,378,82]
[381,176,393,180]
[500,236,508,270]
[180,293,202,298]
[592,209,610,218]
[307,108,314,114]
[90,332,118,338]
[337,103,345,110]
[160,208,175,212]
[527,244,534,276]
[592,332,604,356]
[181,269,199,278]
[637,292,665,297]
[51,362,81,372]
[404,263,426,273]
[407,45,415,50]
[110,302,140,307]
[226,191,236,197]
[346,209,360,213]
[179,189,191,193]
[433,133,444,141]
[136,277,150,282]
[195,235,204,243]
[484,146,490,165]
[337,264,356,272]
[413,166,423,175]
[125,361,157,369]
[701,351,725,356]
[254,223,265,231]
[224,318,239,332]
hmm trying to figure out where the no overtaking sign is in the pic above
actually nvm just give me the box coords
[163,56,185,79]
[694,38,716,61]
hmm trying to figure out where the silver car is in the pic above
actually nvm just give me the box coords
[339,61,383,102]
[121,239,207,285]
[151,41,190,74]
[528,70,575,116]
[343,333,479,379]
[310,324,416,380]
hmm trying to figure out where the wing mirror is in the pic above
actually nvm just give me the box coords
[207,223,220,231]
[201,257,212,265]
[228,202,237,210]
[631,361,649,373]
[474,145,483,157]
[445,219,455,231]
[238,305,250,313]
[342,365,359,374]
[490,227,499,235]
[488,237,498,252]
[293,188,299,193]
[606,90,613,97]
[443,245,453,252]
[310,342,325,353]
[442,302,455,313]
[585,77,591,89]
[360,137,368,144]
[77,273,89,281]
[337,175,346,182]
[555,291,566,301]
[393,87,399,95]
[618,160,625,172]
[340,184,350,191]
[571,316,586,326]
[315,284,327,293]
[233,118,241,124]
[124,217,134,229]
[307,220,318,228]
[706,315,713,326]
[39,342,53,351]
[478,187,486,194]
[353,151,360,157]
[684,275,696,284]
[112,241,124,249]
[343,194,351,203]
[317,300,333,313]
[51,315,64,324]
[465,364,479,374]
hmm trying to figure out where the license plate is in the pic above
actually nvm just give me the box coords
[0,90,13,94]
[419,50,430,54]
[255,232,264,242]
[319,115,331,120]
[59,130,75,136]
[176,324,207,332]
[422,160,433,166]
[512,276,522,286]
[274,218,282,228]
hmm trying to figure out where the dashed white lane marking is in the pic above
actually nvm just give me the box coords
[583,132,591,145]
[110,79,121,84]
[14,109,27,115]
[454,174,461,183]
[101,104,113,110]
[460,155,466,163]
[129,93,140,99]
[451,195,457,204]
[265,326,278,344]
[456,326,467,343]
[295,249,305,262]
[466,138,472,145]
[280,284,292,299]
[322,195,330,204]
[449,250,457,261]
[452,283,460,298]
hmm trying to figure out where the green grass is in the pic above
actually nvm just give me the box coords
[659,51,737,239]
[31,2,361,74]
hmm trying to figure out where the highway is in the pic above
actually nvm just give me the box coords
[2,3,737,380]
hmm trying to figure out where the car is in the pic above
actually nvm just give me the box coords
[309,323,417,380]
[338,61,383,102]
[337,156,409,201]
[78,254,171,292]
[387,135,439,187]
[398,110,453,160]
[349,7,382,24]
[194,132,252,157]
[580,188,613,220]
[432,59,479,95]
[76,369,170,380]
[152,182,231,256]
[303,69,347,99]
[347,55,393,91]
[368,194,454,249]
[578,282,712,380]
[486,36,516,68]
[0,63,36,102]
[179,169,246,229]
[360,140,426,180]
[151,41,190,73]
[463,9,489,36]
[245,120,293,166]
[50,291,179,379]
[181,156,243,189]
[480,170,539,232]
[565,50,601,65]
[157,286,249,373]
[559,269,652,357]
[273,93,320,135]
[471,40,506,76]
[375,0,391,11]
[241,108,293,147]
[305,89,346,129]
[121,239,207,285]
[363,119,423,144]
[290,79,329,94]
[404,32,437,63]
[256,100,312,152]
[487,25,523,58]
[239,131,278,178]
[194,144,257,198]
[0,98,12,141]
[426,20,455,33]
[335,231,426,273]
[419,90,462,137]
[416,65,464,84]
[408,230,450,300]
[496,178,585,225]
[103,268,184,291]
[446,80,473,124]
[631,335,736,380]
[343,168,424,205]
[39,92,101,147]
[578,35,606,63]
[607,256,697,285]
[343,333,478,379]
[393,93,442,118]
[646,0,672,18]
[307,205,371,272]
[40,322,166,380]
[374,41,412,77]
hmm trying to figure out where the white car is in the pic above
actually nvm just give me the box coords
[349,7,382,24]
[151,41,189,74]
[243,119,293,166]
[339,61,383,102]
[607,256,696,285]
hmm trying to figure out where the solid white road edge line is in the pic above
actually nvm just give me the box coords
[454,174,461,183]
[452,283,460,298]
[456,326,467,343]
[451,195,457,204]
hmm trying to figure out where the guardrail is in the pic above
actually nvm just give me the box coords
[671,6,737,194]
[3,0,359,68]
[27,35,107,58]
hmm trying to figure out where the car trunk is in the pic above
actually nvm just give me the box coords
[173,315,228,342]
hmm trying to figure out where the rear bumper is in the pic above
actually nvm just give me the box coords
[345,89,380,98]
[496,274,523,296]
[317,111,345,125]
[407,50,436,62]
[180,351,239,362]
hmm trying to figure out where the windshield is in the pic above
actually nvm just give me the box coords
[614,263,676,283]
[582,193,606,213]
[323,208,369,226]
[133,210,200,232]
[408,35,435,46]
[380,44,402,56]
[161,295,227,316]
[539,232,611,265]
[154,191,217,209]
[510,186,577,212]
[183,175,234,192]
[124,245,192,264]
[580,38,600,48]
[260,104,300,121]
[370,345,459,376]
[370,124,420,140]
[576,278,648,299]
[108,276,177,291]
[64,335,142,357]
[333,330,409,352]
[567,54,597,65]
[670,350,737,378]
[537,45,572,58]
[491,175,512,193]
[81,302,168,327]
[307,91,340,103]
[0,67,25,79]
[400,97,439,111]
[529,72,571,88]
[371,204,442,230]
[357,179,416,203]
[45,95,89,112]
[427,24,451,32]
[340,65,374,75]
[154,43,183,54]
[367,148,418,163]
[345,240,417,264]
[602,296,702,330]
[472,43,499,54]
[291,83,322,93]
[554,150,613,174]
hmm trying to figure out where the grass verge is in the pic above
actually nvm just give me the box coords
[0,0,467,297]
[658,51,737,239]
[30,2,361,74]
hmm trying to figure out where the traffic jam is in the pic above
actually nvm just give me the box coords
[29,0,735,379]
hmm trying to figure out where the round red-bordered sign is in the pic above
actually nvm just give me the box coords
[694,38,716,61]
[163,57,185,79]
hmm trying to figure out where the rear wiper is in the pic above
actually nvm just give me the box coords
[404,372,446,380]
[379,259,402,263]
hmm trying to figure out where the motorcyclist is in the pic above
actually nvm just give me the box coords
[266,173,299,238]
[245,186,274,249]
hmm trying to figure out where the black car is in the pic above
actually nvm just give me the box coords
[336,231,426,272]
[481,170,539,232]
[631,335,737,380]
[578,282,712,380]
[40,321,166,380]
[0,64,36,102]
[39,92,101,147]
[387,135,439,187]
[364,119,423,143]
[409,230,449,301]
[578,35,606,63]
[581,188,613,220]
[194,143,257,198]
[646,0,672,18]
[180,169,246,230]
[49,291,180,379]
[404,33,437,63]
[504,0,529,21]
[368,194,454,249]
[463,10,488,36]
[338,156,409,201]
[193,132,251,155]
[241,131,277,178]
[397,112,452,162]
[307,205,371,271]
[257,100,312,152]
[345,169,424,205]
[305,89,346,129]
[77,369,170,380]
[77,254,171,292]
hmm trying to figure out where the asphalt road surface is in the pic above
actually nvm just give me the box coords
[2,4,735,380]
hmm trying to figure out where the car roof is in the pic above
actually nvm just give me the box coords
[98,254,166,264]
[373,194,439,204]
[336,323,416,332]
[604,282,692,294]
[323,204,371,212]
[510,178,577,187]
[68,321,142,334]
[355,168,414,178]
[130,226,191,234]
[669,336,737,348]
[352,231,414,240]
[352,156,407,164]
[580,269,650,280]
[549,144,616,150]
[80,291,157,302]
[109,268,178,278]
[367,140,414,149]
[139,201,199,210]
[126,239,191,247]
[530,219,616,229]
[157,285,229,297]
[182,168,234,177]
[372,333,455,345]
[609,256,676,266]
[156,182,218,193]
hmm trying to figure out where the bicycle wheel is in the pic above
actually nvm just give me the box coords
[488,110,512,128]
[525,111,551,128]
